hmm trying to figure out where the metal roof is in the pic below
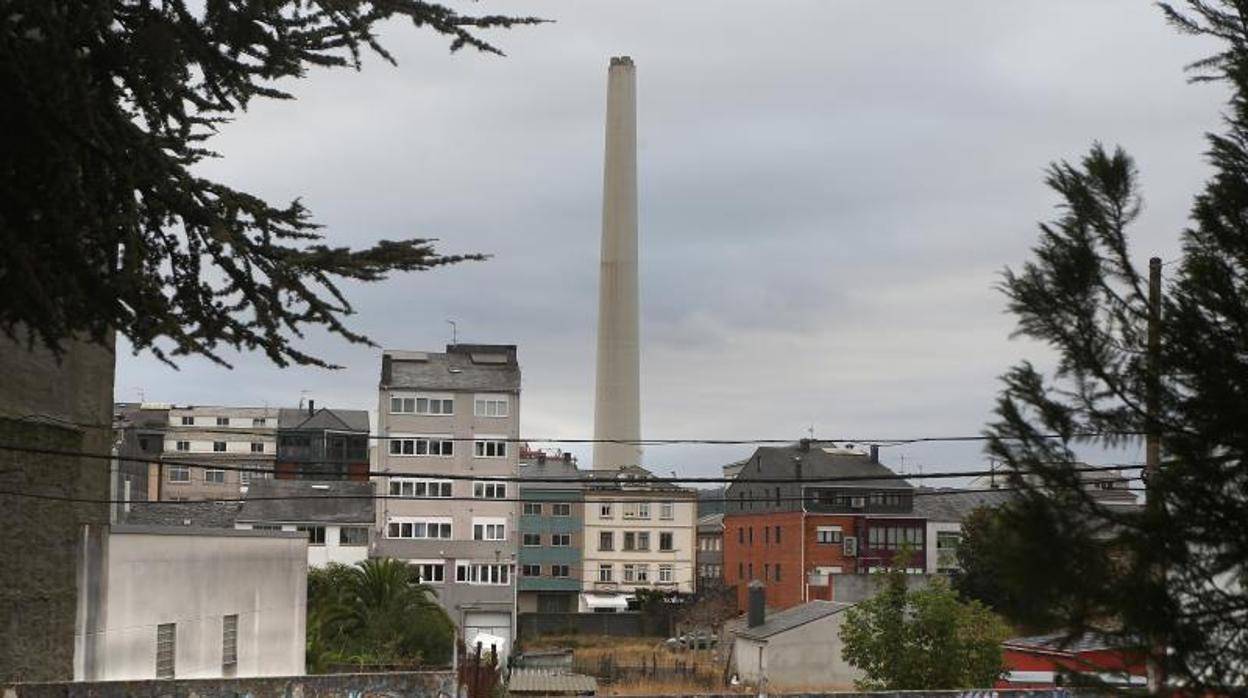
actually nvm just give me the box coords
[1005,631,1140,654]
[734,600,854,640]
[508,669,597,694]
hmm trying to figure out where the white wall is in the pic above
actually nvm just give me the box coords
[925,522,962,573]
[76,526,307,681]
[733,611,862,691]
[235,523,369,568]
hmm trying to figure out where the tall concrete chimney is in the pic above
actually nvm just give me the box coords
[592,56,642,471]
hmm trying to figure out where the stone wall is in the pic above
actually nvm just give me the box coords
[3,671,454,698]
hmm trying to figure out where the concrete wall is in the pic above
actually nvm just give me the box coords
[75,525,307,681]
[829,573,931,604]
[0,334,114,681]
[3,670,454,698]
[517,611,644,639]
[733,612,862,691]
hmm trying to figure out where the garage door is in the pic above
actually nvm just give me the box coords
[464,611,512,662]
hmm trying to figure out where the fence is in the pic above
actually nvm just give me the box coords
[3,670,455,698]
[518,611,657,639]
[575,652,718,690]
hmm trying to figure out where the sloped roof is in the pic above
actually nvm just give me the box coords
[236,479,374,524]
[124,500,242,528]
[384,345,520,392]
[913,487,1014,522]
[1005,631,1141,654]
[508,669,597,694]
[583,465,693,493]
[698,513,724,531]
[735,600,854,640]
[736,444,913,490]
[278,407,369,432]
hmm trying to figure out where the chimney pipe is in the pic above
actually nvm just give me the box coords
[747,580,766,628]
[869,445,879,464]
[798,438,811,452]
[308,399,314,416]
[563,451,572,463]
[537,452,547,465]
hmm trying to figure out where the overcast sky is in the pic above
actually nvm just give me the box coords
[117,1,1226,480]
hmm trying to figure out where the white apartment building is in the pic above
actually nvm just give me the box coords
[375,345,520,659]
[580,466,697,612]
[160,406,279,500]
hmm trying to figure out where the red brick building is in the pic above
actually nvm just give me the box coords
[722,442,923,611]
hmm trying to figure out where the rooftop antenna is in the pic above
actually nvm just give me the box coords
[298,389,310,410]
[447,319,458,346]
[899,454,907,475]
[135,387,145,402]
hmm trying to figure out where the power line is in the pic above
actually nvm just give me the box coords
[0,442,1147,485]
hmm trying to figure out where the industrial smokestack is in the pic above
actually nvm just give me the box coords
[592,56,642,471]
[747,580,766,628]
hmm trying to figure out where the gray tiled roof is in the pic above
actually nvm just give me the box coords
[734,600,854,640]
[518,459,583,491]
[913,487,1014,522]
[384,345,520,392]
[278,407,370,431]
[508,669,597,694]
[737,444,913,490]
[583,465,693,493]
[236,479,375,524]
[124,500,242,528]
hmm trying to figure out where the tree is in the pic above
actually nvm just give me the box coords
[951,505,1060,632]
[984,2,1248,690]
[839,567,1011,690]
[307,558,454,672]
[0,1,540,367]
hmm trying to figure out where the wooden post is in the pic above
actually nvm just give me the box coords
[1146,256,1165,693]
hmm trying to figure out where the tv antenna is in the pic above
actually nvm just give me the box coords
[447,320,458,345]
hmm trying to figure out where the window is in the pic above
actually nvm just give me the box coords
[738,562,744,579]
[775,563,782,581]
[156,623,176,678]
[213,441,226,452]
[659,564,673,583]
[523,533,542,546]
[473,481,507,499]
[737,528,743,544]
[598,564,613,582]
[180,416,194,426]
[411,561,445,583]
[175,440,190,452]
[168,465,190,482]
[472,520,507,541]
[296,526,326,545]
[474,396,509,417]
[523,503,542,516]
[222,614,238,669]
[552,533,571,547]
[764,563,770,580]
[386,518,453,540]
[216,417,230,426]
[552,503,572,517]
[204,469,225,484]
[389,436,454,457]
[623,532,636,551]
[764,527,770,545]
[637,565,650,583]
[240,465,269,486]
[622,564,636,583]
[622,502,650,519]
[390,394,454,415]
[817,526,843,544]
[252,524,283,532]
[748,562,753,579]
[252,417,267,427]
[474,439,507,458]
[659,532,674,552]
[455,563,510,585]
[389,478,453,498]
[599,531,614,551]
[637,532,650,551]
[340,527,369,546]
[936,531,960,572]
[660,502,674,520]
[599,503,613,519]
[775,526,782,544]
[250,442,264,453]
[552,564,570,578]
[748,527,753,544]
[522,564,542,577]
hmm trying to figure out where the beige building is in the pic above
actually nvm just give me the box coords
[375,344,520,658]
[159,406,279,500]
[580,466,697,611]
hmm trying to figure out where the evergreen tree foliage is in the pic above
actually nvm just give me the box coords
[0,0,540,367]
[839,568,1010,690]
[307,558,454,672]
[985,2,1248,689]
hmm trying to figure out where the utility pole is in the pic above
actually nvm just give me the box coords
[1146,256,1164,693]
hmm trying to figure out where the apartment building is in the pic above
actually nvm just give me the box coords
[722,441,921,611]
[375,344,520,657]
[696,513,724,590]
[913,487,1012,574]
[235,480,374,568]
[161,406,279,500]
[517,449,583,613]
[112,402,165,517]
[580,466,697,612]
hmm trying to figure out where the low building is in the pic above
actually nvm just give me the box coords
[912,488,1012,574]
[998,632,1147,689]
[112,402,167,516]
[275,404,370,481]
[75,524,307,681]
[508,669,597,696]
[517,450,583,613]
[696,513,724,590]
[580,465,698,612]
[234,479,374,568]
[731,584,861,691]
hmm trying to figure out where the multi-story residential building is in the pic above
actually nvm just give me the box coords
[696,513,724,590]
[517,449,583,613]
[112,402,166,517]
[968,464,1139,506]
[160,406,279,500]
[235,480,374,568]
[580,465,697,612]
[274,404,370,481]
[722,441,921,611]
[913,488,1012,574]
[375,344,520,657]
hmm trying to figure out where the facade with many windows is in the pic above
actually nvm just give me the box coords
[160,406,279,501]
[375,345,520,658]
[580,465,697,612]
[517,450,583,613]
